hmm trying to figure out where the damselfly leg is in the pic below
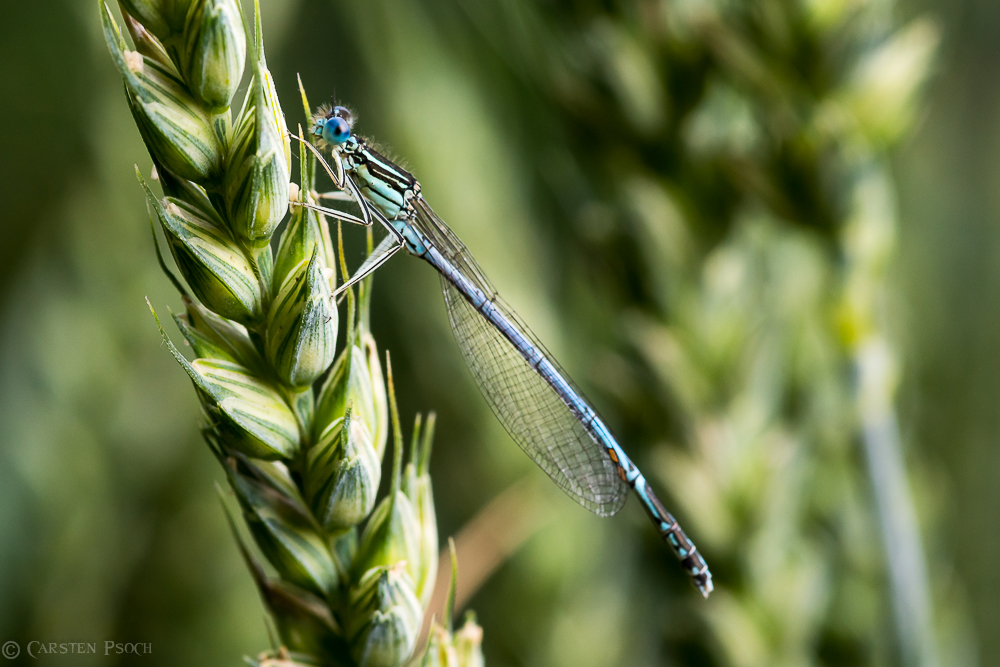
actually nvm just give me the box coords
[317,191,355,202]
[294,199,367,227]
[332,233,404,297]
[329,193,407,297]
[290,132,346,189]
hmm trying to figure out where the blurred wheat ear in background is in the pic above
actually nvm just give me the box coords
[326,0,976,665]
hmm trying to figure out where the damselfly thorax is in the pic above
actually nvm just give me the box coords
[338,137,420,222]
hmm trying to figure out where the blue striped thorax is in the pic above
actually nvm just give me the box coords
[339,137,419,219]
[337,137,429,256]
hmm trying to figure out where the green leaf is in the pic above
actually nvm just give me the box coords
[274,187,335,291]
[219,486,345,660]
[351,488,421,586]
[195,359,301,458]
[119,6,174,70]
[403,415,438,606]
[362,331,389,459]
[239,456,314,522]
[118,0,172,39]
[154,162,218,218]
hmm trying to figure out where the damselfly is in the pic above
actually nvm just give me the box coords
[294,104,713,597]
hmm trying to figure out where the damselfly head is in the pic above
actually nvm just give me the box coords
[311,104,356,148]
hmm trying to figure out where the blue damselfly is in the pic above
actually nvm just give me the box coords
[294,104,713,597]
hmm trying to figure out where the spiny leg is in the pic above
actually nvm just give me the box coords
[363,195,406,246]
[295,199,368,227]
[326,178,408,300]
[341,171,373,227]
[333,233,404,297]
[288,132,346,189]
[317,191,354,202]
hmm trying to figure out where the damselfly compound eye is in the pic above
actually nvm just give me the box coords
[322,117,351,145]
[333,105,354,127]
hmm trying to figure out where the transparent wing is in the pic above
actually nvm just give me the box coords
[415,199,627,516]
[413,198,497,298]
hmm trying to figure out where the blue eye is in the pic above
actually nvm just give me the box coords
[333,106,354,126]
[322,117,351,145]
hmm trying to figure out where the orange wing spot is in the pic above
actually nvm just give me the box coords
[617,467,627,482]
[608,449,620,464]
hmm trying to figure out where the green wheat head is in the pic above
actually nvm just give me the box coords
[100,1,483,665]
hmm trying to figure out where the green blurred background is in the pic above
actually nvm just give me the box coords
[0,0,996,665]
